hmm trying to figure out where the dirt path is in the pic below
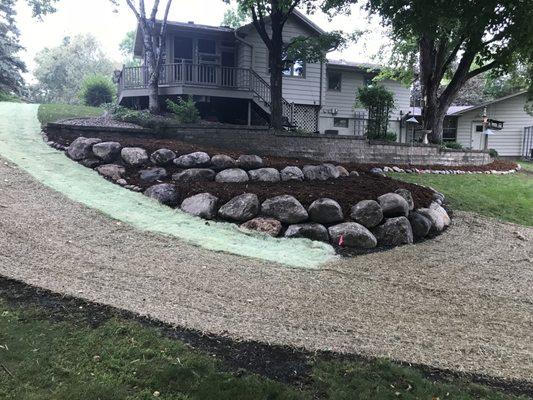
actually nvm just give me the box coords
[0,160,532,382]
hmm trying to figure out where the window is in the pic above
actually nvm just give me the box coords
[363,75,374,87]
[475,125,484,132]
[198,39,216,54]
[281,51,305,77]
[442,117,458,141]
[334,118,349,128]
[328,71,342,91]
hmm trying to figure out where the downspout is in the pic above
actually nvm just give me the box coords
[318,60,324,132]
[234,31,255,71]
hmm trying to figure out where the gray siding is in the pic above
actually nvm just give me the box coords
[456,93,533,156]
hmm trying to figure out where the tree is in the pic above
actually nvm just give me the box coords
[323,0,533,143]
[222,3,250,28]
[0,0,57,96]
[357,84,395,139]
[226,0,344,129]
[111,0,174,113]
[31,35,116,104]
[119,30,141,67]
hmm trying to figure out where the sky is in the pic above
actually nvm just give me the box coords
[15,0,390,80]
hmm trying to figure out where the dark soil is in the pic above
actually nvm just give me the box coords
[1,276,532,398]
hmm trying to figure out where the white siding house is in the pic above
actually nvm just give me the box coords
[451,92,533,157]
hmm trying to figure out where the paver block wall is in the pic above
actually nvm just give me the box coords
[47,123,492,166]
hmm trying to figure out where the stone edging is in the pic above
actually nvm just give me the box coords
[370,165,520,176]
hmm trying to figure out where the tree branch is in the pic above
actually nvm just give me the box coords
[125,0,141,21]
[156,0,173,68]
[281,0,300,25]
[467,60,498,79]
[150,0,161,21]
[251,4,272,50]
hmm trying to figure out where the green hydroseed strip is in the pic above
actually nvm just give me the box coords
[0,103,336,268]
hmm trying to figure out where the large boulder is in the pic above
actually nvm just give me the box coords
[350,200,383,228]
[172,168,216,183]
[211,154,236,170]
[180,193,219,219]
[394,188,415,210]
[215,168,249,183]
[139,167,168,183]
[302,165,333,181]
[92,141,121,162]
[323,163,341,179]
[336,166,350,177]
[429,202,451,227]
[409,212,432,239]
[121,147,149,166]
[308,198,344,224]
[174,151,211,168]
[248,168,281,182]
[79,158,103,168]
[328,222,377,248]
[377,193,409,217]
[66,137,102,161]
[96,164,125,181]
[150,148,176,166]
[280,166,304,182]
[144,183,179,207]
[218,193,260,222]
[417,208,445,233]
[240,217,282,237]
[237,154,263,170]
[369,167,385,177]
[373,216,413,247]
[261,195,308,224]
[284,223,329,242]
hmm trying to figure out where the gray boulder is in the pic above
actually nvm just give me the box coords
[96,164,125,181]
[150,148,176,166]
[215,168,249,183]
[79,158,103,168]
[139,167,167,183]
[323,163,341,179]
[240,217,282,237]
[121,147,149,166]
[429,202,451,227]
[284,223,329,242]
[350,200,383,228]
[211,154,236,170]
[369,167,385,177]
[280,166,304,182]
[377,193,410,217]
[409,212,432,239]
[180,193,219,219]
[308,198,344,224]
[261,195,308,224]
[336,166,350,177]
[237,154,263,170]
[66,137,102,161]
[373,216,413,247]
[328,222,377,248]
[92,141,121,162]
[144,183,179,207]
[349,171,360,177]
[218,193,259,222]
[248,168,281,182]
[172,168,216,183]
[174,151,211,168]
[395,188,415,210]
[302,165,332,181]
[417,208,445,233]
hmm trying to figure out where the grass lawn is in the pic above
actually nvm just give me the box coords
[37,103,103,126]
[0,291,526,400]
[391,166,533,226]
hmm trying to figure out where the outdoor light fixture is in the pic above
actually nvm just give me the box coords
[406,116,418,123]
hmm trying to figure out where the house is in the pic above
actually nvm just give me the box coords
[117,11,411,135]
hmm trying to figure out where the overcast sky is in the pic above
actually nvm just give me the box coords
[16,0,389,79]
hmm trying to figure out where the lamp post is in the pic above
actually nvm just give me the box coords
[482,106,489,151]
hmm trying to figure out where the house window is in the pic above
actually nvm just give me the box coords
[282,51,305,77]
[334,117,349,128]
[363,75,374,87]
[198,39,216,54]
[442,117,458,141]
[475,125,484,132]
[328,71,342,91]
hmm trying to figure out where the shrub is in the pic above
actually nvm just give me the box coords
[357,85,395,140]
[79,74,116,107]
[443,141,463,149]
[489,148,499,158]
[0,90,21,103]
[166,97,200,124]
[384,132,397,142]
[103,103,175,132]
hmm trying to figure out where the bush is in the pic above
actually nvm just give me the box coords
[79,74,116,107]
[357,85,395,140]
[0,90,21,103]
[489,148,499,158]
[103,103,175,132]
[384,132,397,142]
[443,141,463,149]
[166,97,200,124]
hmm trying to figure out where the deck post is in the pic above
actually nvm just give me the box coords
[247,100,252,126]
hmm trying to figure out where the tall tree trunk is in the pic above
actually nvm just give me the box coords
[269,10,284,130]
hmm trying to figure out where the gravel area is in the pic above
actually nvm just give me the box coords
[58,116,143,129]
[0,159,532,382]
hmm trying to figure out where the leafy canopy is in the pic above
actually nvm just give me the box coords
[79,74,117,107]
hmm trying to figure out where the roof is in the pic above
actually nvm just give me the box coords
[327,59,383,72]
[237,9,325,36]
[165,20,235,33]
[408,105,473,117]
[448,91,528,115]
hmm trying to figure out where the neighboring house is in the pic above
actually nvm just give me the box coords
[117,11,410,134]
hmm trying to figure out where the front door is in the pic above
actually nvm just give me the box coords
[471,123,485,150]
[221,51,235,87]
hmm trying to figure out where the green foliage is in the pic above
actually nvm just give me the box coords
[119,30,140,67]
[78,75,116,107]
[357,85,395,139]
[104,104,177,132]
[0,298,525,399]
[0,90,22,103]
[166,97,201,124]
[221,2,251,28]
[30,34,116,104]
[489,148,499,158]
[443,141,464,150]
[286,31,348,64]
[37,104,103,126]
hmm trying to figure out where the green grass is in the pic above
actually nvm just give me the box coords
[391,168,533,226]
[0,298,525,400]
[37,103,103,126]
